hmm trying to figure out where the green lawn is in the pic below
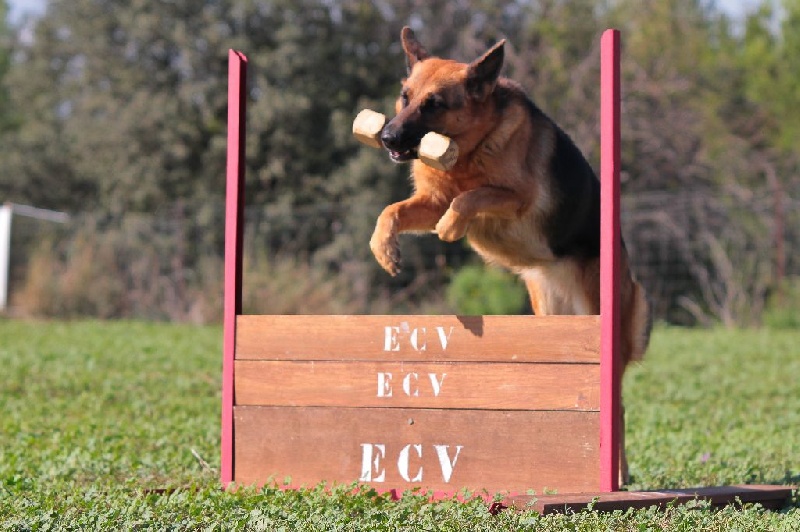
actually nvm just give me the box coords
[0,320,797,530]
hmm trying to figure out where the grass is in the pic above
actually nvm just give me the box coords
[626,327,800,491]
[0,319,798,530]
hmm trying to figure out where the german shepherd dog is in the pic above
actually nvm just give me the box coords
[370,27,651,480]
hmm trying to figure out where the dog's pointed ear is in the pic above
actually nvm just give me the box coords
[401,26,430,73]
[466,40,505,101]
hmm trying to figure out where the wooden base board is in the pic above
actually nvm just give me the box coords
[500,484,795,514]
[233,406,601,493]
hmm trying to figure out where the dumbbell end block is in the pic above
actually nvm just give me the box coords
[352,109,386,149]
[418,132,459,171]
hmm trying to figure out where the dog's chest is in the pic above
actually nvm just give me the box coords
[466,214,554,268]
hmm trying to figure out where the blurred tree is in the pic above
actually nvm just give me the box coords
[740,0,800,154]
[0,0,226,212]
[0,0,13,133]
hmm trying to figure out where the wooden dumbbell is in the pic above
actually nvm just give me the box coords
[352,109,459,172]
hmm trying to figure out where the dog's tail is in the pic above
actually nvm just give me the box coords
[629,280,652,362]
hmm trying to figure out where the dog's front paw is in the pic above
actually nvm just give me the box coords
[370,229,401,276]
[435,208,469,242]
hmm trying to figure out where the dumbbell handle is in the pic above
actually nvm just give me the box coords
[352,109,459,172]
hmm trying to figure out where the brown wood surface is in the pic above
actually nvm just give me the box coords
[233,406,600,493]
[235,360,599,410]
[236,315,600,362]
[503,484,796,514]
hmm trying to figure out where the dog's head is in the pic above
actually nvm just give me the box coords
[381,27,505,163]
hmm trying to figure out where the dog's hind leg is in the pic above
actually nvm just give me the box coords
[523,258,634,485]
[520,259,599,316]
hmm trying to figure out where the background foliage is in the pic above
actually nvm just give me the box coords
[0,0,798,325]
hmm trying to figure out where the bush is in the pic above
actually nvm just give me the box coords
[242,252,373,315]
[446,264,527,315]
[12,216,222,322]
[15,233,127,319]
[762,277,800,329]
[11,217,452,321]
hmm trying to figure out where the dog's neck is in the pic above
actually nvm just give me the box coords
[453,79,529,166]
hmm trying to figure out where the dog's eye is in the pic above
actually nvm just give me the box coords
[400,91,410,108]
[422,95,446,114]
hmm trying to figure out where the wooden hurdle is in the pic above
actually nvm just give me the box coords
[220,31,794,511]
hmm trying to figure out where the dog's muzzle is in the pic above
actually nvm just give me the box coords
[381,122,425,162]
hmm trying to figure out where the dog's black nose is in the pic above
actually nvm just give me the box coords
[380,128,399,150]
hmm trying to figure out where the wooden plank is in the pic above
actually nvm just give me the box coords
[233,407,600,494]
[235,361,600,410]
[236,315,600,363]
[503,484,796,514]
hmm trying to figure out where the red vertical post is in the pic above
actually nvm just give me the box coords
[600,29,621,492]
[222,49,247,486]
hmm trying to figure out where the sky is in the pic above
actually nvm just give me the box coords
[8,0,45,24]
[5,0,770,26]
